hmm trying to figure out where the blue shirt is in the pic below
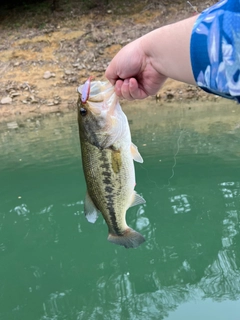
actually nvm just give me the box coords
[190,0,240,102]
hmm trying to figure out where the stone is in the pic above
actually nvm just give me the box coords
[1,96,12,104]
[43,71,55,79]
[30,96,38,103]
[10,92,20,97]
[64,69,73,75]
[47,100,54,106]
[7,121,18,129]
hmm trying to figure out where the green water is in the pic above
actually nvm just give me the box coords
[1,100,240,320]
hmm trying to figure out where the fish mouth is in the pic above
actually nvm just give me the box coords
[78,80,117,116]
[77,81,114,103]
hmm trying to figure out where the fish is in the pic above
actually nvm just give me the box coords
[77,78,146,249]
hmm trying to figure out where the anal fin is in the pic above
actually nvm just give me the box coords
[129,191,146,208]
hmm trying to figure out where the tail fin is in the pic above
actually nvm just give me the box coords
[108,228,145,249]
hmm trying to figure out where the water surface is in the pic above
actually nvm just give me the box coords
[1,99,240,320]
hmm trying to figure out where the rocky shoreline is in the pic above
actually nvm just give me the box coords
[0,0,218,123]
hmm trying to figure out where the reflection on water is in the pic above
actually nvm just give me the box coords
[1,100,240,319]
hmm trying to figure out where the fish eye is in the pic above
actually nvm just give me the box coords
[80,107,87,116]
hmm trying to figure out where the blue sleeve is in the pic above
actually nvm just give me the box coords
[190,0,240,102]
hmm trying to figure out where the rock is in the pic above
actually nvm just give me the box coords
[72,63,80,68]
[64,69,73,75]
[7,121,18,129]
[1,96,12,105]
[20,82,30,90]
[30,96,38,103]
[68,77,77,83]
[10,92,20,98]
[43,71,55,79]
[47,100,54,106]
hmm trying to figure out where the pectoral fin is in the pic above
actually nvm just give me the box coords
[84,192,99,223]
[129,191,146,208]
[111,149,122,174]
[131,143,143,163]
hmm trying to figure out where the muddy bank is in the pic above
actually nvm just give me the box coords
[0,0,218,122]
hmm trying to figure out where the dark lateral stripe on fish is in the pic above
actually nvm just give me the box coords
[96,149,123,236]
[105,186,113,193]
[102,171,111,177]
[99,150,108,161]
[104,193,122,236]
[100,162,110,169]
[103,177,111,185]
[106,165,123,236]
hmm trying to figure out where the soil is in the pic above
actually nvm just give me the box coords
[0,0,218,123]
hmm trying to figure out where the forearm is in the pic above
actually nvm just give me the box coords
[140,15,198,85]
[106,0,240,101]
[105,14,199,99]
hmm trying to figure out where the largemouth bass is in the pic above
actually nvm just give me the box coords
[77,78,146,249]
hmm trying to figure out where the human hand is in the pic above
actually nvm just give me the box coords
[105,38,167,100]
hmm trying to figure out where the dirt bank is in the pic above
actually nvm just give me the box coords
[0,0,218,123]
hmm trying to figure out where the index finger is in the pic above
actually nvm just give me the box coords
[105,62,120,85]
